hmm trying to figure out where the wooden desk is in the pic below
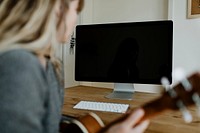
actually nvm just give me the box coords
[62,86,200,133]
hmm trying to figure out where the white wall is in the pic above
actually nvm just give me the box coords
[81,0,168,24]
[63,43,79,88]
[92,0,168,23]
[172,0,200,74]
[63,16,84,88]
[65,0,200,93]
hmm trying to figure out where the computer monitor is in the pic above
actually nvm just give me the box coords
[75,20,173,100]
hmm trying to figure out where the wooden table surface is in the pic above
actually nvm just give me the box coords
[62,86,200,133]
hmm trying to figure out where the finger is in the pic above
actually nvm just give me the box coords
[123,108,144,127]
[132,120,150,133]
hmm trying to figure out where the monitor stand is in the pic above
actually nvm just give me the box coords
[105,83,135,100]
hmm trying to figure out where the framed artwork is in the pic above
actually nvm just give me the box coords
[188,0,200,18]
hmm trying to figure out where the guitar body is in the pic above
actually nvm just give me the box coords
[60,112,104,133]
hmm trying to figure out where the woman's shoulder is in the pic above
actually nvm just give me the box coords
[0,49,39,63]
[0,49,42,69]
[0,49,48,91]
[0,49,46,79]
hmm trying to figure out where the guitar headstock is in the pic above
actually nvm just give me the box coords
[141,71,200,123]
[172,72,200,106]
[162,72,200,109]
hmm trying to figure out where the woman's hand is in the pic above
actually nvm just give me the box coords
[104,109,149,133]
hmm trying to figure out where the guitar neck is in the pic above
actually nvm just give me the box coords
[140,94,171,122]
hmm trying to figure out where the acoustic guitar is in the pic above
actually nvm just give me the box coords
[60,72,200,133]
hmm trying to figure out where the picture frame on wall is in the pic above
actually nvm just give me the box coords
[188,0,200,18]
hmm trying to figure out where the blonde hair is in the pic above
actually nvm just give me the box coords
[0,0,57,53]
[0,0,84,80]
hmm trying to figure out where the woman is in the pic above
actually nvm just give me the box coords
[0,0,149,133]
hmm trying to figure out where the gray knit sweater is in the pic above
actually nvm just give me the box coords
[0,49,64,133]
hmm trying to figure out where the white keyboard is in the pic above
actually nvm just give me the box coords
[73,101,129,113]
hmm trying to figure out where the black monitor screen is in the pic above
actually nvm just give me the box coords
[75,20,173,84]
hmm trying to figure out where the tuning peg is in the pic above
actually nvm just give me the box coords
[161,77,171,91]
[173,68,192,91]
[192,93,200,117]
[176,100,193,123]
[161,77,177,98]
